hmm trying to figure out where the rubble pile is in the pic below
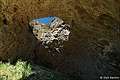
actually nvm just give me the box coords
[29,16,70,53]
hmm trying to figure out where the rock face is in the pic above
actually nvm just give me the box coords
[0,0,120,80]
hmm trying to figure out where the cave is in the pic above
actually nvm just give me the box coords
[0,0,120,80]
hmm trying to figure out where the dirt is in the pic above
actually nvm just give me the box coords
[0,0,120,80]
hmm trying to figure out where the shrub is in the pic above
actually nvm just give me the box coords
[0,60,32,80]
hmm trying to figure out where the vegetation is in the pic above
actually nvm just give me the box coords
[0,60,69,80]
[0,60,32,80]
